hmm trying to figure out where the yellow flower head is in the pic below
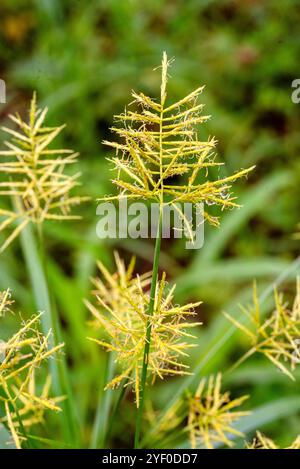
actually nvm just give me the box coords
[102,52,254,228]
[246,431,300,449]
[0,93,89,252]
[187,373,249,449]
[86,254,202,407]
[224,278,300,380]
[0,291,64,448]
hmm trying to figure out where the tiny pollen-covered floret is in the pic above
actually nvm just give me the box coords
[187,373,250,449]
[101,52,255,233]
[0,92,89,253]
[246,431,300,449]
[0,290,64,448]
[85,253,202,407]
[224,278,300,380]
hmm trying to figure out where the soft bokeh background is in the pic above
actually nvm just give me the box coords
[0,0,300,448]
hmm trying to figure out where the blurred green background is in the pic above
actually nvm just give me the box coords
[0,0,300,448]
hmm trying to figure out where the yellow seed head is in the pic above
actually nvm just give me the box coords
[0,93,89,252]
[101,52,255,231]
[86,253,202,407]
[187,373,249,448]
[0,290,64,448]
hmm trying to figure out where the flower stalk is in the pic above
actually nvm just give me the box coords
[134,207,163,448]
[98,50,255,447]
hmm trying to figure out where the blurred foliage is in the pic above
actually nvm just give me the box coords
[0,0,300,448]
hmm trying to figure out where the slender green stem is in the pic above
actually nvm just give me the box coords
[90,352,115,448]
[134,209,163,448]
[19,221,79,446]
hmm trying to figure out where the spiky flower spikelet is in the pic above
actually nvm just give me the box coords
[102,52,254,230]
[187,373,249,449]
[87,252,152,325]
[0,93,89,253]
[85,254,202,407]
[224,279,300,379]
[246,431,300,449]
[0,290,64,448]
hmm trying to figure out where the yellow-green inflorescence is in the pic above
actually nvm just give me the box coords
[0,289,64,448]
[224,278,300,380]
[0,93,89,253]
[86,253,202,407]
[246,431,300,449]
[101,52,255,237]
[187,373,249,449]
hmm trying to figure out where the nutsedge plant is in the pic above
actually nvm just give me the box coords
[102,52,254,232]
[86,253,202,407]
[0,289,63,448]
[96,52,255,448]
[0,93,87,445]
[2,52,298,450]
